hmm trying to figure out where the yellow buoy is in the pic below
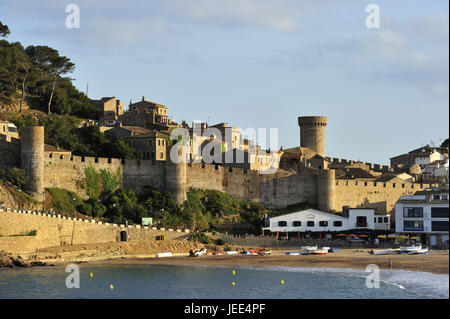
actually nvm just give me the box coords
[232,270,236,276]
[109,284,114,290]
[232,282,235,286]
[89,273,93,278]
[281,280,285,285]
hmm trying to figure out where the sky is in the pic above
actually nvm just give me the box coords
[1,0,448,164]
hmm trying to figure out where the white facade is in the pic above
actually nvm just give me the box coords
[263,208,389,233]
[414,151,444,166]
[395,191,449,245]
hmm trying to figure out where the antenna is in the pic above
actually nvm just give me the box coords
[86,82,89,97]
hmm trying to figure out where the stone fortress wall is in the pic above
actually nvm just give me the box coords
[0,208,190,253]
[1,116,431,220]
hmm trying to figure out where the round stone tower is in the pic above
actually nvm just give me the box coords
[21,126,45,201]
[298,116,327,158]
[165,146,187,204]
[317,169,336,213]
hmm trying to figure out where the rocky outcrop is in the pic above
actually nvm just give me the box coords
[0,251,46,268]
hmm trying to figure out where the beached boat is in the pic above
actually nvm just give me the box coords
[285,251,300,256]
[301,245,318,251]
[213,251,224,256]
[399,245,422,254]
[189,248,207,257]
[258,250,271,256]
[328,248,340,253]
[225,250,238,255]
[408,247,428,255]
[241,249,258,255]
[369,248,393,255]
[156,252,173,258]
[309,248,328,255]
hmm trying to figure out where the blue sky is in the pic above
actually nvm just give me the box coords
[1,0,448,164]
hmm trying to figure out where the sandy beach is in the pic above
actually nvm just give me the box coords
[96,248,449,275]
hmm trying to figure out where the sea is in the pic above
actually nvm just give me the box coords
[0,263,448,299]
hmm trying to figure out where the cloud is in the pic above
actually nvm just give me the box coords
[160,0,304,31]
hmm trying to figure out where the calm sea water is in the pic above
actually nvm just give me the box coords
[0,263,448,299]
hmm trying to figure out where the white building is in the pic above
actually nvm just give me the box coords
[395,189,449,245]
[263,208,390,233]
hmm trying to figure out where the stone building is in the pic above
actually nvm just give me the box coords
[0,121,19,141]
[92,97,124,123]
[120,97,178,130]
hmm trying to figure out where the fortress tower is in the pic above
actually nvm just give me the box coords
[20,126,45,201]
[165,146,187,204]
[298,116,327,158]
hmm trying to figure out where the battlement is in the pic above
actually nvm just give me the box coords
[335,179,430,189]
[0,207,190,233]
[326,157,394,172]
[45,153,123,166]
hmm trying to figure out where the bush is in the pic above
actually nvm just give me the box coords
[187,233,211,245]
[216,237,226,245]
[0,168,28,188]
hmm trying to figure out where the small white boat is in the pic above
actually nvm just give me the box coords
[156,252,173,258]
[370,249,393,255]
[285,251,300,256]
[225,251,238,255]
[190,248,207,257]
[408,247,428,255]
[301,245,318,251]
[400,245,422,253]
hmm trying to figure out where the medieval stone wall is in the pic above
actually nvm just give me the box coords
[0,208,189,253]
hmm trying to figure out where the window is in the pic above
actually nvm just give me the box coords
[384,217,388,223]
[403,207,423,218]
[278,221,287,227]
[378,217,383,223]
[374,217,377,223]
[431,221,449,231]
[442,195,448,200]
[319,221,328,227]
[160,152,164,159]
[293,221,302,227]
[433,195,440,200]
[307,221,314,227]
[356,216,367,227]
[403,221,424,231]
[333,221,342,227]
[431,207,449,218]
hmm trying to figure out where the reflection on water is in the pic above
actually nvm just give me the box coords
[0,264,445,299]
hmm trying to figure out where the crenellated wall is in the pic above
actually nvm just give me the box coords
[8,126,429,216]
[43,153,123,197]
[0,208,190,253]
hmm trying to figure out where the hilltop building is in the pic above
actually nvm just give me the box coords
[92,97,124,123]
[391,145,449,187]
[120,96,179,130]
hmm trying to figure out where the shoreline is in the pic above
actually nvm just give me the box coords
[84,249,449,275]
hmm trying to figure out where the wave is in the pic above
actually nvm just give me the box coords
[235,265,448,299]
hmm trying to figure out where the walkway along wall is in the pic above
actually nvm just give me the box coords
[0,208,190,253]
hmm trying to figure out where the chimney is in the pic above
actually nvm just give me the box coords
[142,96,145,101]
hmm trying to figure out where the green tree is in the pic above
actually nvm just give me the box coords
[84,166,102,200]
[0,22,10,38]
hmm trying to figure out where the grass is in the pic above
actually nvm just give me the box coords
[0,230,37,237]
[46,187,84,216]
